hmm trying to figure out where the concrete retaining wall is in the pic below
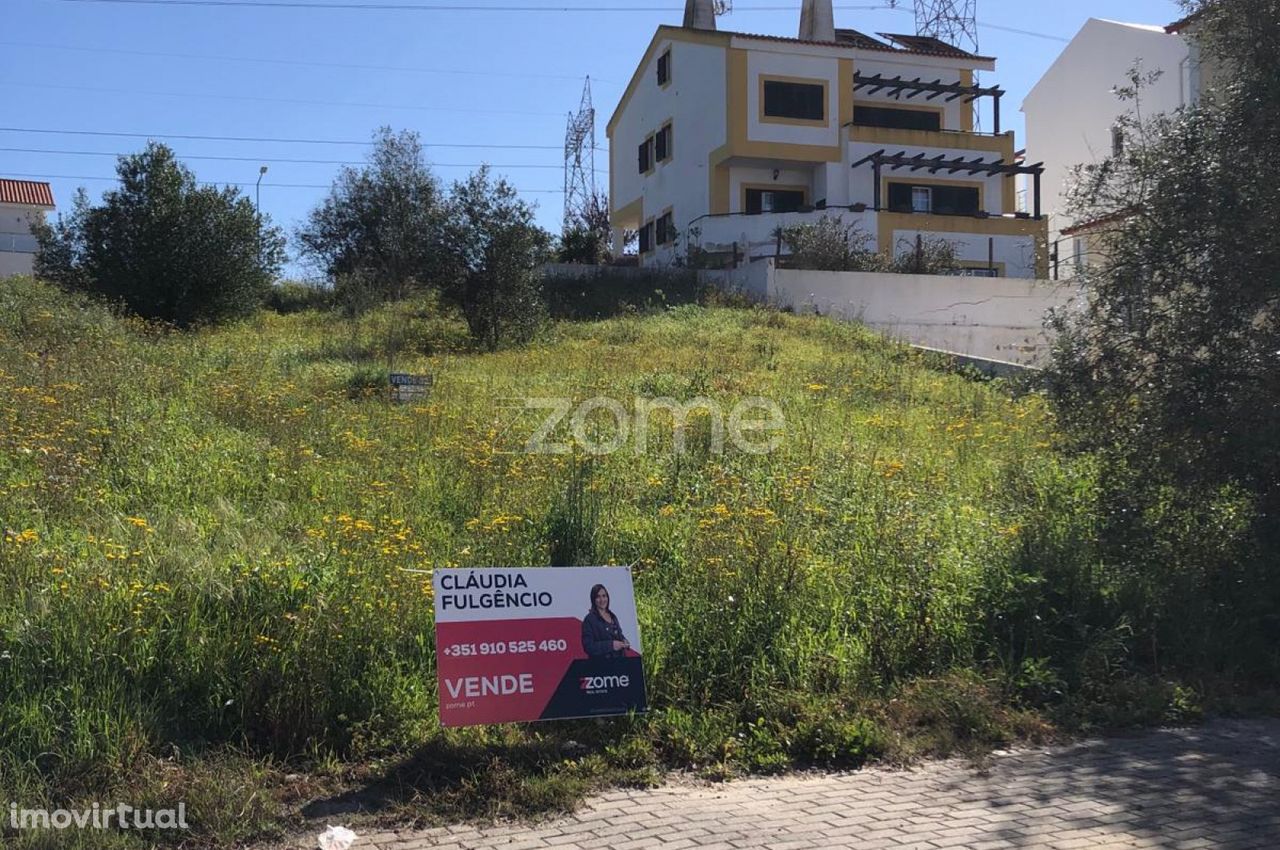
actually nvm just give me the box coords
[709,259,1082,366]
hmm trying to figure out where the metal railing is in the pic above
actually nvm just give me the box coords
[0,234,39,254]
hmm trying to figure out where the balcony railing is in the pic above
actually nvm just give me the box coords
[848,123,1011,140]
[853,73,1006,134]
[688,208,875,260]
[0,234,39,254]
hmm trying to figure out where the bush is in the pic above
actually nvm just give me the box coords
[442,167,552,350]
[265,281,332,314]
[542,268,703,320]
[33,143,285,327]
[781,216,959,274]
[296,127,449,300]
[557,192,612,264]
[1043,0,1280,682]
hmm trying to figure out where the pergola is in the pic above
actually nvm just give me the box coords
[850,149,1046,219]
[853,72,1006,134]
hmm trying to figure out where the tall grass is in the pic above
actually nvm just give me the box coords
[0,277,1119,845]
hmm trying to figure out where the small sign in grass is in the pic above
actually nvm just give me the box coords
[389,372,433,404]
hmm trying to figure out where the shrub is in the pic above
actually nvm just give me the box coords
[542,268,702,320]
[296,127,450,301]
[780,216,959,274]
[557,192,613,264]
[266,280,332,314]
[441,166,552,350]
[1043,0,1280,681]
[33,143,285,327]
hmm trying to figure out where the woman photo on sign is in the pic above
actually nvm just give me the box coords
[582,584,630,658]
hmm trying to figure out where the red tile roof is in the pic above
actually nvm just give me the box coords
[1061,207,1138,237]
[1166,8,1206,34]
[0,179,55,208]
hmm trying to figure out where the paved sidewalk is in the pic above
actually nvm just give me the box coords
[293,719,1279,850]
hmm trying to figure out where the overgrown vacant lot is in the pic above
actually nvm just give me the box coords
[1,278,1101,847]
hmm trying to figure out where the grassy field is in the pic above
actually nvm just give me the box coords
[0,277,1109,847]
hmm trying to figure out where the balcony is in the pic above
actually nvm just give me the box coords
[853,72,1007,133]
[0,233,39,254]
[688,207,875,262]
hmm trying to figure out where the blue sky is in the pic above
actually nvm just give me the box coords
[5,0,1182,277]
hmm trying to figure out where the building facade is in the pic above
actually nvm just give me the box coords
[1022,17,1207,278]
[0,179,55,278]
[607,0,1049,278]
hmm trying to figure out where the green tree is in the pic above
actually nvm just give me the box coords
[557,192,612,264]
[296,127,449,299]
[1049,0,1280,507]
[443,167,552,350]
[33,143,284,326]
[1043,0,1280,675]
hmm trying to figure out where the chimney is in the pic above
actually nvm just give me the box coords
[683,0,716,30]
[798,0,835,42]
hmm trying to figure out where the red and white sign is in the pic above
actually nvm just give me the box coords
[432,567,647,727]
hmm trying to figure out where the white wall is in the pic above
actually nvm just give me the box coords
[0,203,46,237]
[0,253,35,277]
[891,228,1038,279]
[689,208,1039,278]
[691,208,876,261]
[751,262,1081,365]
[854,56,972,131]
[0,203,46,279]
[744,49,842,148]
[1022,18,1189,250]
[609,38,727,242]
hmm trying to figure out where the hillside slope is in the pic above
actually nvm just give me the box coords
[0,278,1083,847]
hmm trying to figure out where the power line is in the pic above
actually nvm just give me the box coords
[4,80,565,117]
[4,171,565,192]
[0,127,573,149]
[0,41,617,84]
[0,146,607,171]
[974,21,1069,43]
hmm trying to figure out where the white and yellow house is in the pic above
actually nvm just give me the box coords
[607,0,1049,278]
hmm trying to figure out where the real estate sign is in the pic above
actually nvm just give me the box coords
[432,566,646,727]
[389,372,433,404]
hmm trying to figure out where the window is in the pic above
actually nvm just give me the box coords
[657,49,671,86]
[1073,237,1087,272]
[853,105,942,132]
[638,220,654,253]
[762,80,825,122]
[656,123,672,163]
[745,188,806,215]
[656,210,675,245]
[637,136,654,174]
[888,182,980,216]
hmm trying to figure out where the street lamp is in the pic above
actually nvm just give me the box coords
[256,165,269,265]
[256,165,268,214]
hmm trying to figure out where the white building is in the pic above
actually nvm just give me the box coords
[0,179,55,278]
[1022,16,1207,277]
[607,0,1049,278]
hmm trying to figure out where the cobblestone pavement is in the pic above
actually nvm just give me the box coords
[288,719,1280,850]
